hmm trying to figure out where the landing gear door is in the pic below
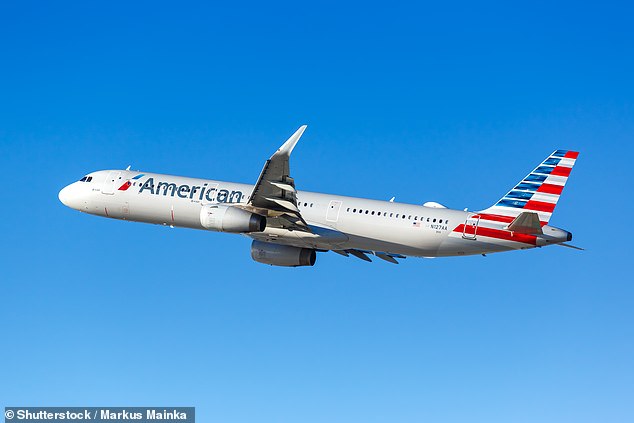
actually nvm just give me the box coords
[102,171,121,195]
[462,213,480,240]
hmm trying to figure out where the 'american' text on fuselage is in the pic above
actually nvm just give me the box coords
[139,177,244,203]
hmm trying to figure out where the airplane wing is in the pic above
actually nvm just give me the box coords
[246,126,311,232]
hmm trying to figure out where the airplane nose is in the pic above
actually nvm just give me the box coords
[59,184,78,208]
[58,185,71,206]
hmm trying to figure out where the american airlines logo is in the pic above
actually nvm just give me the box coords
[118,173,145,191]
[138,177,245,203]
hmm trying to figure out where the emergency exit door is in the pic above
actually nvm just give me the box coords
[326,200,342,222]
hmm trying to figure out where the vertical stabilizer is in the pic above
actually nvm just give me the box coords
[480,150,579,224]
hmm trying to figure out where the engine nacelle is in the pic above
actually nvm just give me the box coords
[200,205,266,233]
[251,240,316,267]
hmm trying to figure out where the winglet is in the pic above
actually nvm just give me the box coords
[274,125,307,158]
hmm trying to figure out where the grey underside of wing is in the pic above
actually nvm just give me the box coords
[247,126,311,232]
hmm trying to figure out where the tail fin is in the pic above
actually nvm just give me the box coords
[480,150,579,224]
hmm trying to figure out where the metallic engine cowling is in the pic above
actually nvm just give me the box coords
[251,240,316,267]
[200,205,266,233]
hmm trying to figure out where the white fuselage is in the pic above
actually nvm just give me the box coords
[59,169,570,259]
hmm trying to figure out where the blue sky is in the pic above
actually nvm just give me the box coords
[1,1,633,422]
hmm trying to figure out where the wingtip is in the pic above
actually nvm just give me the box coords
[294,125,308,137]
[275,126,308,157]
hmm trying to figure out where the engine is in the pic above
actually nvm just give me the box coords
[251,240,316,267]
[200,205,266,233]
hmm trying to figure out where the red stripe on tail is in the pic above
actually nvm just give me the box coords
[524,200,556,213]
[537,183,564,195]
[551,166,572,177]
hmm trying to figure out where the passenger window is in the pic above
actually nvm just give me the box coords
[396,214,399,218]
[433,219,436,223]
[427,218,430,222]
[414,216,418,221]
[371,211,375,215]
[390,213,393,217]
[402,215,406,219]
[365,210,369,214]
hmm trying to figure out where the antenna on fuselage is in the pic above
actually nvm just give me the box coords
[125,165,131,171]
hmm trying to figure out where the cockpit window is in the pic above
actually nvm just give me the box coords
[79,176,93,182]
[87,176,92,182]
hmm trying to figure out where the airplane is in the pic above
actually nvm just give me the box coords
[58,126,581,266]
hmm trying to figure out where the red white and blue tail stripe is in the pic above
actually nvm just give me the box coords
[480,150,579,224]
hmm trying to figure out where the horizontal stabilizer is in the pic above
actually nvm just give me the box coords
[506,212,543,234]
[557,243,585,251]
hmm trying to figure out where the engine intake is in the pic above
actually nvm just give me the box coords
[251,240,316,267]
[200,205,266,233]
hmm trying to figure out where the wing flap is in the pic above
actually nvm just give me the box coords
[264,197,300,213]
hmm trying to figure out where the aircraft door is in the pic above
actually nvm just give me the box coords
[122,202,130,219]
[462,213,480,240]
[326,200,342,223]
[102,171,121,195]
